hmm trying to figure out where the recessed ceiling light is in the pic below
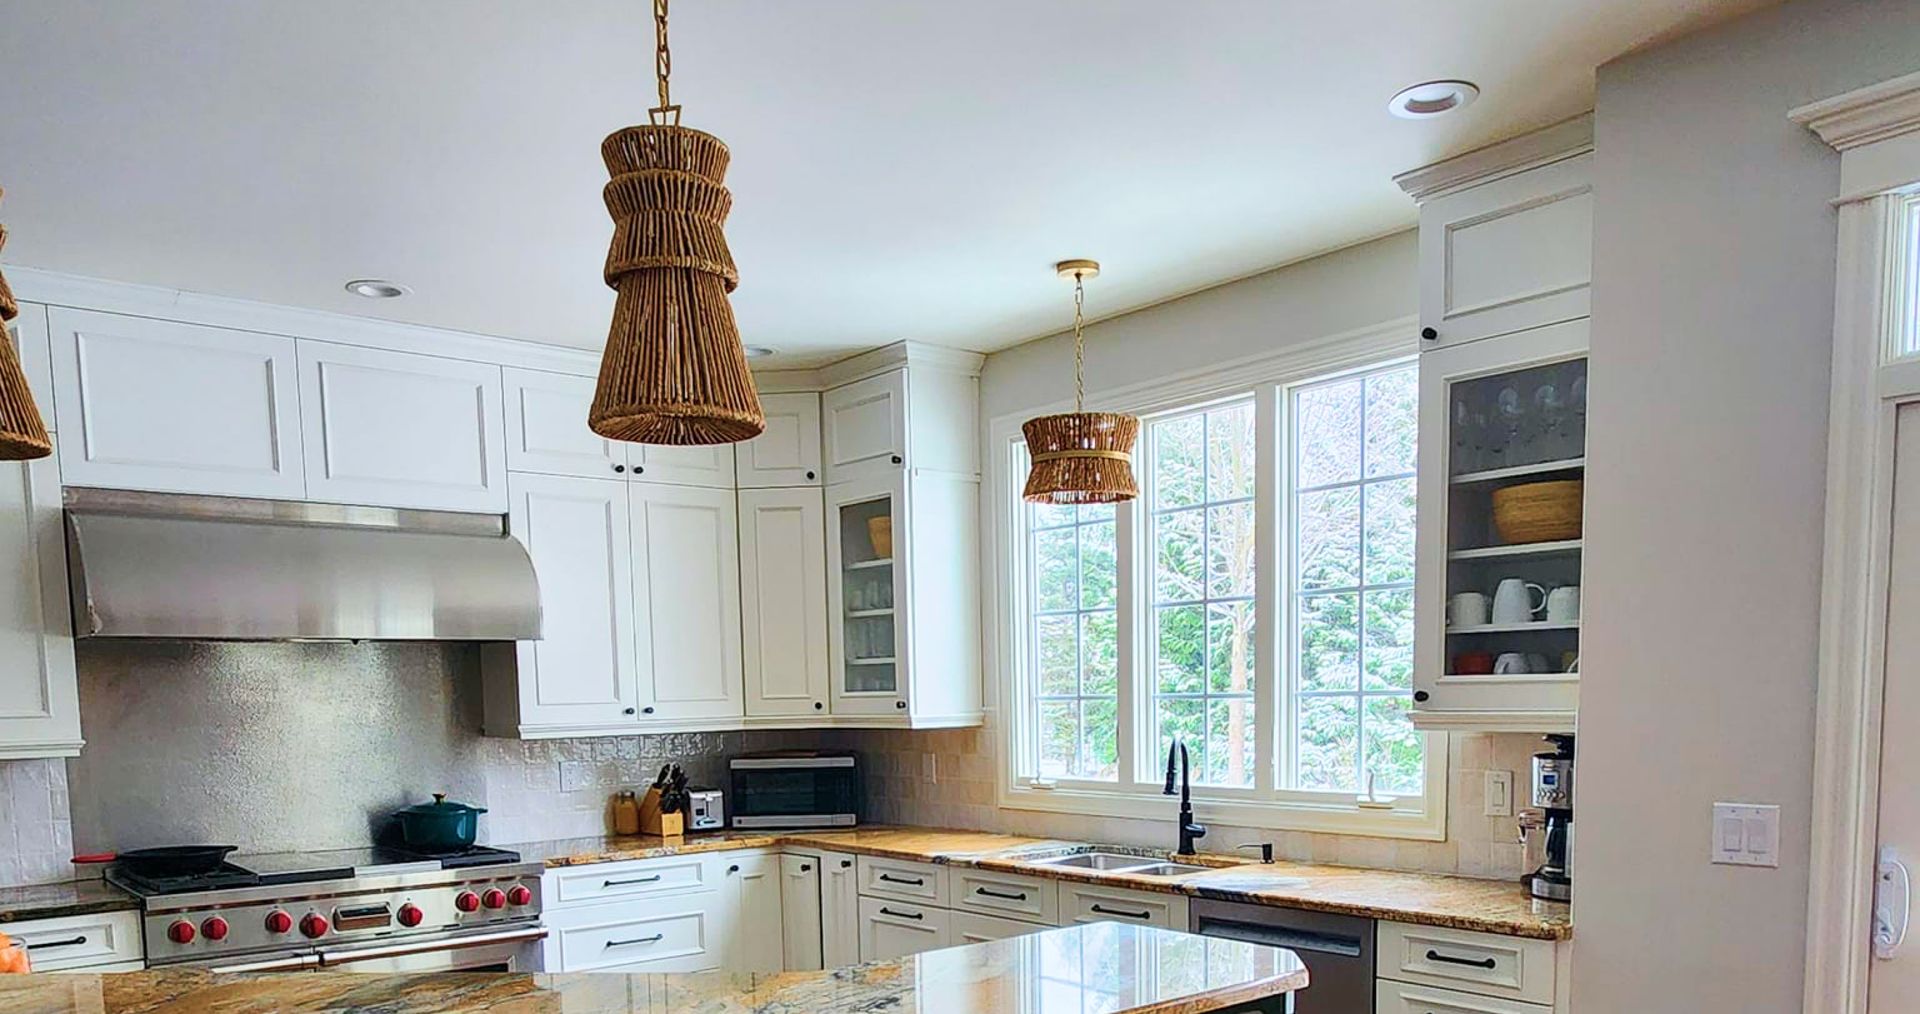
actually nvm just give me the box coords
[1388,80,1480,119]
[743,345,776,359]
[344,278,409,299]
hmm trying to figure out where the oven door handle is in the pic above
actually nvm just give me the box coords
[207,954,324,974]
[318,926,548,967]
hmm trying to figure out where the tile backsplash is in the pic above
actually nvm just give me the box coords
[0,758,73,887]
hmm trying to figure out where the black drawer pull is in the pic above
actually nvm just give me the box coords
[603,874,663,887]
[974,887,1028,901]
[1089,904,1151,920]
[23,935,87,950]
[1426,949,1497,970]
[878,873,924,886]
[606,934,664,948]
[878,907,923,921]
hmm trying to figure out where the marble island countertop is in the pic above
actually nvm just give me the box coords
[0,922,1307,1014]
[516,826,1572,941]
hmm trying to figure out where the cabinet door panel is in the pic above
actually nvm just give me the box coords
[632,484,743,720]
[507,474,637,729]
[856,897,949,961]
[736,392,822,487]
[779,854,824,971]
[504,368,624,479]
[299,342,506,511]
[818,851,860,968]
[827,472,908,716]
[822,370,906,482]
[1419,154,1592,348]
[547,896,722,973]
[951,911,1050,945]
[7,304,54,424]
[49,308,304,498]
[0,448,79,758]
[727,853,784,973]
[630,443,735,488]
[740,488,829,718]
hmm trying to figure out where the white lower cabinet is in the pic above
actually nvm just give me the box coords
[857,896,950,961]
[1375,921,1557,1006]
[725,853,784,973]
[1377,980,1552,1014]
[951,910,1049,945]
[547,894,725,973]
[1057,881,1188,929]
[6,910,143,973]
[542,851,785,974]
[818,850,861,969]
[779,854,824,971]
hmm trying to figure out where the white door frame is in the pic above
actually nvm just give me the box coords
[1794,70,1920,1014]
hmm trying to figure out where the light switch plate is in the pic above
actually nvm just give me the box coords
[1712,802,1780,867]
[1485,770,1514,817]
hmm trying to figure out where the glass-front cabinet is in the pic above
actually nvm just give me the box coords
[827,472,909,715]
[1412,318,1587,729]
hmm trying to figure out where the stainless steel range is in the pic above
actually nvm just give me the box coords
[106,846,545,973]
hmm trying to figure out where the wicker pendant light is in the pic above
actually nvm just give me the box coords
[0,188,51,461]
[589,0,764,445]
[1021,260,1137,504]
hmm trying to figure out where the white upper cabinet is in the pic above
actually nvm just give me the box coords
[629,443,736,488]
[0,445,80,759]
[7,303,54,419]
[1398,117,1594,350]
[48,308,305,498]
[631,483,743,722]
[740,487,830,719]
[489,473,639,733]
[823,370,907,483]
[297,341,507,512]
[736,392,823,487]
[503,368,627,480]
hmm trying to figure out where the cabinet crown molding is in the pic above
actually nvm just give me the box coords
[757,341,984,393]
[1791,69,1920,151]
[1394,113,1593,203]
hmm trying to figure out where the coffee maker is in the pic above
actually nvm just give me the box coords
[1518,734,1573,902]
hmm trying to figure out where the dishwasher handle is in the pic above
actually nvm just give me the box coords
[1194,915,1364,959]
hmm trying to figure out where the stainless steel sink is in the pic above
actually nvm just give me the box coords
[1127,862,1212,877]
[1031,852,1162,872]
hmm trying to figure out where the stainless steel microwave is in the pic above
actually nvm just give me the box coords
[727,753,860,829]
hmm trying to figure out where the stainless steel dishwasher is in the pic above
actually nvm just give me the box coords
[1191,897,1374,1013]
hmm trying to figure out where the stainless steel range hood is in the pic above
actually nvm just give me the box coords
[63,488,542,641]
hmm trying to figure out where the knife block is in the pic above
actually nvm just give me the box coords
[638,787,684,837]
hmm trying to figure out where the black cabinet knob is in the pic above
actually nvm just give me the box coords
[806,470,816,480]
[814,701,824,710]
[634,465,645,474]
[895,700,907,709]
[1413,691,1430,702]
[614,464,626,473]
[623,707,636,715]
[840,859,852,869]
[727,864,739,874]
[1420,327,1438,341]
[642,705,655,714]
[890,455,902,464]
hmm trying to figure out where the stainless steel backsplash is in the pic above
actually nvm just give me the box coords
[65,642,833,855]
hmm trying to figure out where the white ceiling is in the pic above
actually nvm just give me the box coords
[0,1,1771,367]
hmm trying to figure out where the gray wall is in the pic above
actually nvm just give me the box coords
[1576,1,1920,1008]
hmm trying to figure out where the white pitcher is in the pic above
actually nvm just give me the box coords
[1491,578,1548,624]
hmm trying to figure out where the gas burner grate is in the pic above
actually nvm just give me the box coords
[107,863,262,896]
[376,844,523,869]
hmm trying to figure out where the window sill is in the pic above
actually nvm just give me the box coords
[997,781,1447,842]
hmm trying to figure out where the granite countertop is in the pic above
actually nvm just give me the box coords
[0,880,137,924]
[513,825,1572,941]
[0,922,1307,1014]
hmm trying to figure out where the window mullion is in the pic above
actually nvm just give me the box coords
[1253,385,1279,799]
[1117,476,1142,790]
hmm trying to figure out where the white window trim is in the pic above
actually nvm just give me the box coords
[988,315,1448,840]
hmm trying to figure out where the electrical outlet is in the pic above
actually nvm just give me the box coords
[1485,770,1514,817]
[1711,802,1780,867]
[923,753,938,784]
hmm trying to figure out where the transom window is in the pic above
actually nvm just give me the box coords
[1004,354,1441,836]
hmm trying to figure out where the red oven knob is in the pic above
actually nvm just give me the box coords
[166,919,196,944]
[454,891,480,913]
[506,885,532,907]
[397,903,424,927]
[299,913,329,939]
[201,916,229,941]
[265,910,293,934]
[480,888,507,910]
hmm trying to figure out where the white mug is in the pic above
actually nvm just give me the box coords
[1492,579,1548,625]
[1448,592,1490,627]
[1546,585,1581,623]
[1494,652,1531,674]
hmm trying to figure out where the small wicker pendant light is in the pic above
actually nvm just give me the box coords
[589,0,765,445]
[1021,260,1137,504]
[0,187,51,461]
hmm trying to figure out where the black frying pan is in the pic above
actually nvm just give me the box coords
[113,845,238,878]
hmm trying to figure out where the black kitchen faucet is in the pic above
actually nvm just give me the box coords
[1162,740,1207,856]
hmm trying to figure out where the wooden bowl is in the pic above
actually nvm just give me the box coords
[1492,479,1584,544]
[867,516,894,560]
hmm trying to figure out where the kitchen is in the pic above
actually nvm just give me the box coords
[0,2,1917,1013]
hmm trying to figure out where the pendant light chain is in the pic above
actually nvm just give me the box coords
[1072,271,1087,413]
[650,0,680,125]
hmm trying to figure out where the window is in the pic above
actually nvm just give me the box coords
[1002,349,1442,837]
[1899,194,1920,360]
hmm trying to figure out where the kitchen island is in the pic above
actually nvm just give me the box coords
[0,922,1307,1013]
